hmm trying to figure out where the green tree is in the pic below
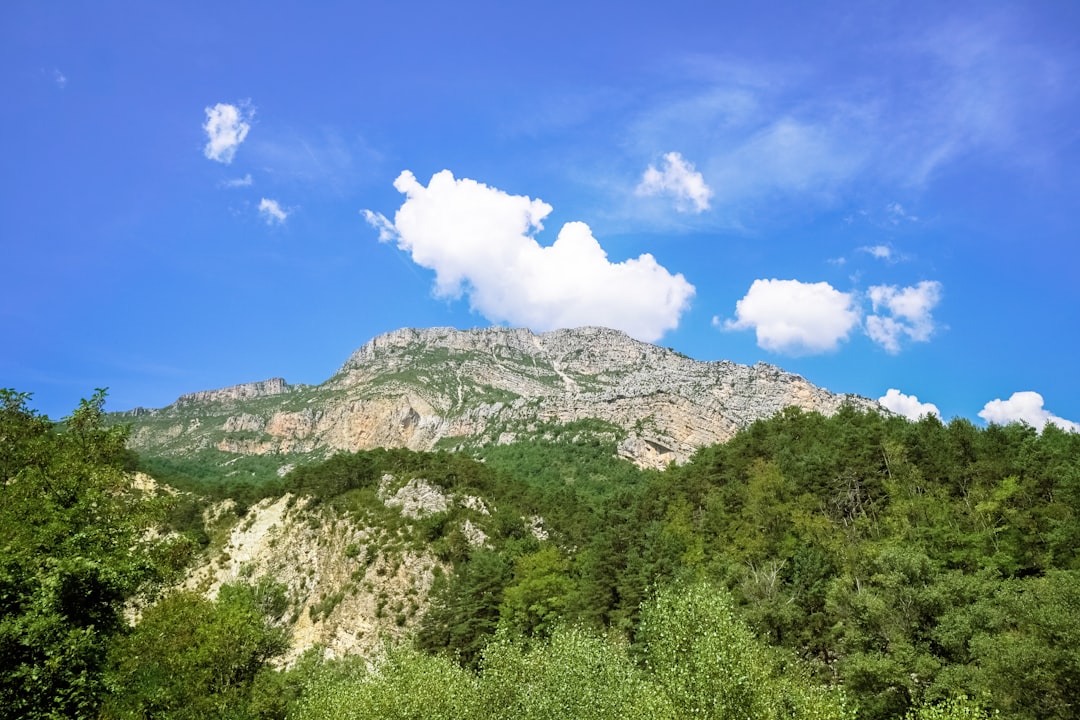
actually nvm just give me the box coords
[0,389,152,720]
[416,548,512,665]
[102,579,289,719]
[292,647,479,720]
[637,581,854,720]
[477,625,675,719]
[499,544,576,638]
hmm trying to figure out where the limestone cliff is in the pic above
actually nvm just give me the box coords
[125,326,879,469]
[174,472,498,663]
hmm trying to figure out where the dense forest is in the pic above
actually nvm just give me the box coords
[3,389,1078,719]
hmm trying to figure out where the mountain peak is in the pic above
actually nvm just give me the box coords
[127,326,879,469]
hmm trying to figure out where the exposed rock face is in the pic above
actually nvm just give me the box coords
[125,326,880,468]
[378,475,451,519]
[176,377,295,406]
[182,489,446,664]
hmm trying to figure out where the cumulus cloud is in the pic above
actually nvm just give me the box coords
[364,170,695,342]
[636,152,713,213]
[725,278,942,355]
[203,102,252,163]
[258,198,289,225]
[979,392,1079,433]
[53,69,67,89]
[724,279,859,354]
[879,388,941,420]
[866,281,942,353]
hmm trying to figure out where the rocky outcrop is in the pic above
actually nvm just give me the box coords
[176,377,294,407]
[182,490,445,664]
[125,326,881,468]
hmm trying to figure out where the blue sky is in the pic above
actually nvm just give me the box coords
[3,1,1078,431]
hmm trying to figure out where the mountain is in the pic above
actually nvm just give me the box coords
[123,326,879,470]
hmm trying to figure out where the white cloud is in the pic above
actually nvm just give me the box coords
[636,152,713,213]
[53,69,67,89]
[866,281,942,353]
[879,388,941,420]
[221,174,253,188]
[258,198,289,225]
[725,278,942,355]
[364,170,695,342]
[724,279,859,354]
[203,102,252,164]
[979,392,1079,433]
[862,245,893,260]
[361,209,396,243]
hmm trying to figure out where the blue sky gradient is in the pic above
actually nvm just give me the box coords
[2,1,1078,430]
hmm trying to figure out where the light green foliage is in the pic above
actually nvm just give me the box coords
[292,647,479,720]
[906,696,996,719]
[296,582,849,720]
[637,581,854,720]
[477,626,675,719]
[298,627,659,720]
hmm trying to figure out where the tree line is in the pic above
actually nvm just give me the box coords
[3,388,1077,718]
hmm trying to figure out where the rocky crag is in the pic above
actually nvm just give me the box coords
[124,326,879,470]
[179,480,465,663]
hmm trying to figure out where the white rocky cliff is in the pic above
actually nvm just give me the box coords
[125,326,880,469]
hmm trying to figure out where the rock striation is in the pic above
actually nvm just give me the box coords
[125,326,880,469]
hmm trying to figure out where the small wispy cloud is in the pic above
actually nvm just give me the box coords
[361,209,397,243]
[636,152,713,213]
[618,15,1064,225]
[53,69,67,89]
[886,202,918,224]
[246,127,370,190]
[203,102,253,164]
[861,245,893,260]
[258,198,289,225]
[879,388,941,420]
[221,174,253,188]
[979,391,1079,432]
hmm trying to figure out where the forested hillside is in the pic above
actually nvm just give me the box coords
[3,390,1078,719]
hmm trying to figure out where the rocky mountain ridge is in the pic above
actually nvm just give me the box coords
[125,326,880,469]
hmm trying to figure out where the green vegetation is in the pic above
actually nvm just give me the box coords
[6,388,1080,718]
[1,390,159,719]
[101,579,289,719]
[295,582,854,720]
[411,407,1080,719]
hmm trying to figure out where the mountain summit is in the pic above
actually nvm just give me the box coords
[125,326,878,469]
